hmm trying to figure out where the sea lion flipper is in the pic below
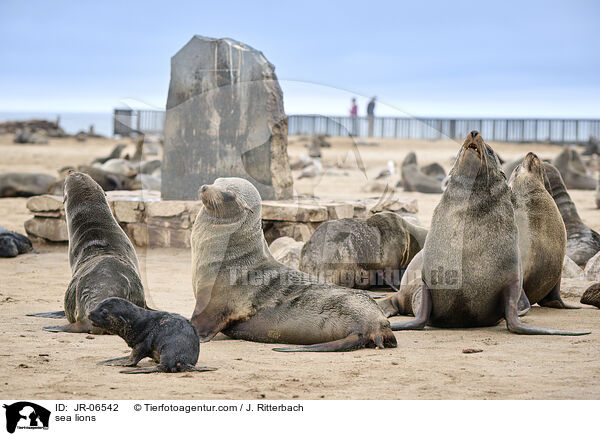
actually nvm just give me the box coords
[503,282,590,336]
[272,333,365,352]
[389,282,431,331]
[186,365,218,372]
[119,366,162,374]
[517,290,531,316]
[27,310,66,319]
[42,321,90,333]
[538,282,581,309]
[98,356,136,367]
[377,295,400,317]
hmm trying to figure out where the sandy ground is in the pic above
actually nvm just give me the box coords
[1,133,599,400]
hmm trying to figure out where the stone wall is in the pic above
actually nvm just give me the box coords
[24,192,418,248]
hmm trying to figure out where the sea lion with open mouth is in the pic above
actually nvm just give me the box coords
[390,131,589,335]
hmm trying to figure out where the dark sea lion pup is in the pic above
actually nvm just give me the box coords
[89,298,216,374]
[508,152,578,308]
[0,226,35,258]
[391,131,589,335]
[31,172,147,332]
[190,177,397,352]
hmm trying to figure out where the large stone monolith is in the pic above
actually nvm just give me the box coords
[161,36,293,200]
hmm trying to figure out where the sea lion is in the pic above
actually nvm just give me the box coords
[377,250,532,317]
[299,212,427,289]
[190,177,397,352]
[48,166,124,195]
[0,173,56,197]
[89,297,216,374]
[137,159,161,175]
[0,226,35,258]
[581,283,600,308]
[505,157,600,266]
[390,131,588,335]
[543,162,600,266]
[420,162,446,180]
[92,143,127,165]
[508,152,577,308]
[34,172,147,333]
[399,152,443,193]
[552,148,596,190]
[377,250,424,317]
[269,237,303,269]
[99,159,137,177]
[122,174,161,191]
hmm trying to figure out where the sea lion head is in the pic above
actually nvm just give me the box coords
[63,171,107,214]
[89,297,137,333]
[0,236,18,257]
[198,177,260,225]
[508,152,546,189]
[452,130,503,180]
[402,152,417,167]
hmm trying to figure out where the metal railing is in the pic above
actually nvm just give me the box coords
[113,109,600,143]
[288,115,600,143]
[113,108,165,136]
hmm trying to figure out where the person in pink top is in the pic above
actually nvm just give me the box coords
[349,97,358,136]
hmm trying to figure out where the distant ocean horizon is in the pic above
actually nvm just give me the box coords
[0,111,114,137]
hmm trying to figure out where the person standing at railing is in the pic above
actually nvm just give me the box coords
[350,98,358,136]
[367,96,376,137]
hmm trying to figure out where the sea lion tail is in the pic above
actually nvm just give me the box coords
[27,310,66,319]
[272,333,366,352]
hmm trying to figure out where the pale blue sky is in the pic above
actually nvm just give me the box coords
[1,0,599,117]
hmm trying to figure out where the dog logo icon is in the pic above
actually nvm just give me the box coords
[3,402,50,433]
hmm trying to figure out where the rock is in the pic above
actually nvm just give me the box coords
[122,223,191,248]
[161,35,293,200]
[29,132,48,144]
[361,181,397,193]
[560,278,591,299]
[269,237,304,269]
[24,217,68,242]
[350,197,418,216]
[322,202,354,220]
[26,195,64,213]
[583,251,600,281]
[112,200,144,223]
[146,201,186,218]
[563,255,584,280]
[263,222,316,245]
[13,128,48,144]
[261,201,328,222]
